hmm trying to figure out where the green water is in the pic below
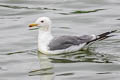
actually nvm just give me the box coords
[0,0,120,80]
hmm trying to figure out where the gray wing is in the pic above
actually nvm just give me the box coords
[48,35,94,51]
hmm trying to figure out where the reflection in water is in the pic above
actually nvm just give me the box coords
[24,46,118,80]
[49,49,113,63]
[29,51,54,80]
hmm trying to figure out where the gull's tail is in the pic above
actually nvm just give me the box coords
[87,30,117,44]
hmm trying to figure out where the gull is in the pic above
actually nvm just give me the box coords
[29,17,116,54]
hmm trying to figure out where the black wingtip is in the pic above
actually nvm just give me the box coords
[98,30,117,37]
[109,30,117,34]
[98,30,117,40]
[86,30,117,44]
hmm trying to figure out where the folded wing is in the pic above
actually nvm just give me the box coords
[48,35,95,50]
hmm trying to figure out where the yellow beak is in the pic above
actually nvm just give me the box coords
[29,23,38,27]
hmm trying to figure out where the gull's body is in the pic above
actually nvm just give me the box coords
[37,30,93,54]
[29,17,116,54]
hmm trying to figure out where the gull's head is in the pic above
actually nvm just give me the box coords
[29,17,52,31]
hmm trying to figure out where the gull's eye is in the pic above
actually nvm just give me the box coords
[41,20,44,23]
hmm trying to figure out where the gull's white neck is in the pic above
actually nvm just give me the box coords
[38,29,53,53]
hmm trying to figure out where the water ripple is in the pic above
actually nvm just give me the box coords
[59,9,105,15]
[0,4,60,10]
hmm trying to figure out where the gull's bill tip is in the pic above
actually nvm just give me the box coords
[29,23,38,27]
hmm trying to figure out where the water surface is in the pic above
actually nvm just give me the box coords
[0,0,120,80]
